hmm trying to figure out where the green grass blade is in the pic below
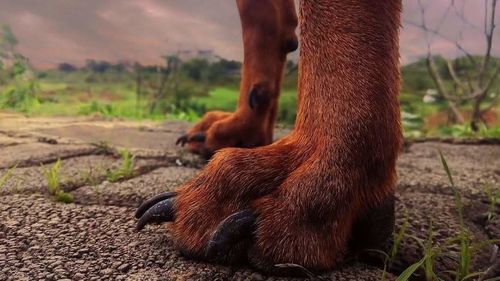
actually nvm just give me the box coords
[391,210,409,262]
[0,164,17,189]
[461,271,485,280]
[439,150,455,187]
[396,256,426,281]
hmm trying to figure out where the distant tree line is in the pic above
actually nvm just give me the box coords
[56,57,242,85]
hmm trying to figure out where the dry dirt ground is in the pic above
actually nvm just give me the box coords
[0,112,499,281]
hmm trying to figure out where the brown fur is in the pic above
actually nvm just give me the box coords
[183,0,298,157]
[169,0,402,271]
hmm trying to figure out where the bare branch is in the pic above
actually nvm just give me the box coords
[479,0,498,87]
[407,0,498,129]
[404,20,477,66]
[427,56,448,97]
[433,1,453,40]
[481,65,500,94]
[416,0,432,54]
[426,55,466,123]
[446,59,466,90]
[451,0,482,32]
[466,76,475,93]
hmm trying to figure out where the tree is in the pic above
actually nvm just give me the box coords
[406,0,499,130]
[181,59,209,82]
[0,24,17,54]
[0,24,18,67]
[57,63,78,72]
[85,60,112,73]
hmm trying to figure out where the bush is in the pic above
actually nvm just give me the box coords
[438,124,500,138]
[0,58,40,112]
[402,111,424,138]
[78,100,114,116]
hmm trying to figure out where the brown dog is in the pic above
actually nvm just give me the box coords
[136,0,402,274]
[176,0,298,159]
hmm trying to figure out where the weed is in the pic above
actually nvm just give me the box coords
[391,211,410,267]
[78,164,104,187]
[373,210,410,281]
[397,152,500,281]
[107,149,135,182]
[484,183,499,221]
[91,141,115,154]
[439,152,500,281]
[43,159,73,203]
[90,184,102,196]
[438,124,500,138]
[0,164,17,189]
[56,191,74,204]
[45,159,62,195]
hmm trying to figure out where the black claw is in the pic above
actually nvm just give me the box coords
[136,197,176,231]
[206,209,256,259]
[176,134,188,146]
[188,132,206,143]
[135,191,177,219]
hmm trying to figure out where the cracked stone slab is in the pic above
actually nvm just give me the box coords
[0,194,388,281]
[0,143,98,168]
[0,155,171,196]
[0,113,290,165]
[35,124,185,152]
[31,123,211,166]
[392,191,495,278]
[398,142,500,199]
[72,166,199,207]
[0,113,159,135]
[0,134,29,147]
[0,155,118,195]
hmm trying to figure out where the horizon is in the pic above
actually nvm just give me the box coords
[22,52,498,71]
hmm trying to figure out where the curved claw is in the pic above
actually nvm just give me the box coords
[136,197,176,231]
[176,134,189,146]
[188,132,206,143]
[135,191,177,219]
[206,209,256,259]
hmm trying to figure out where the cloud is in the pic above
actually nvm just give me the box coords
[0,0,498,68]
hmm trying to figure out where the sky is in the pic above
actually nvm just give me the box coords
[0,0,498,68]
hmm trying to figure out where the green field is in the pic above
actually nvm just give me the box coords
[24,79,299,124]
[1,55,499,138]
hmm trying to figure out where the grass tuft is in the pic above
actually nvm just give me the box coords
[107,149,135,182]
[43,159,73,203]
[0,164,17,189]
[484,183,499,221]
[373,210,410,281]
[397,152,500,281]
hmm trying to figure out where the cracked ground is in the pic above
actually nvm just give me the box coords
[0,113,499,281]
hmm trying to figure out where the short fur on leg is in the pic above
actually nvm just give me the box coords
[178,0,298,157]
[137,0,403,274]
